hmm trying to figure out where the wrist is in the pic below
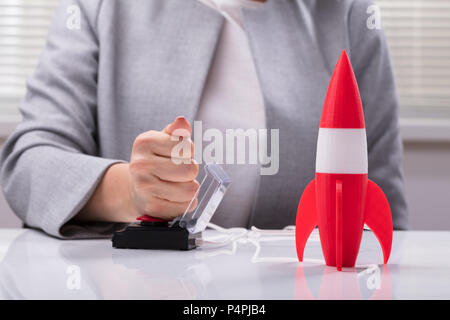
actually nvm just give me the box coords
[108,162,139,222]
[77,162,139,223]
[122,163,140,221]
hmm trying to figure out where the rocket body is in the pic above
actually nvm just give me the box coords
[295,50,393,270]
[316,172,367,267]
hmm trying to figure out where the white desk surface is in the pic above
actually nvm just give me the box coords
[0,228,449,299]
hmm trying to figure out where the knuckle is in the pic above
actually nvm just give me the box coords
[134,131,159,150]
[146,130,160,141]
[133,133,146,149]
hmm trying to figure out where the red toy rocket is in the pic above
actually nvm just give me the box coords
[295,50,393,271]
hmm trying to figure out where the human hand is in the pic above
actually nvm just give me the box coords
[128,117,199,220]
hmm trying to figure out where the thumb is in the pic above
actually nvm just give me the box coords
[163,116,192,137]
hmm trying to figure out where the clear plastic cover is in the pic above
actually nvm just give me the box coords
[174,163,231,234]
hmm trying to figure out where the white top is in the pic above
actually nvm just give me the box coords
[195,0,266,228]
[197,0,261,29]
[1,228,449,299]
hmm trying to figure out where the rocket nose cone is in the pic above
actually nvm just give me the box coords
[320,50,365,129]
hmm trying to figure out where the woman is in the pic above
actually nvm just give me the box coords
[0,0,408,238]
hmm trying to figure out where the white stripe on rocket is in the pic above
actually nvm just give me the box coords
[315,128,368,174]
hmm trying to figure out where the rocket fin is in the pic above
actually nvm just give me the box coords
[295,179,318,262]
[364,180,393,264]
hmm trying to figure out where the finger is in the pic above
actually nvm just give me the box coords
[146,156,199,182]
[146,197,198,220]
[133,130,194,159]
[163,116,192,137]
[140,178,200,203]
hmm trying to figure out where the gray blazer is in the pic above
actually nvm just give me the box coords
[0,0,408,238]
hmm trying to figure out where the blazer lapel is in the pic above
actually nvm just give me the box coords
[159,0,224,123]
[242,0,329,228]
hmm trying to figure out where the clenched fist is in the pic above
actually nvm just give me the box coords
[129,117,199,220]
[77,117,199,223]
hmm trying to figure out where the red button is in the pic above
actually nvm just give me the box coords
[137,215,167,223]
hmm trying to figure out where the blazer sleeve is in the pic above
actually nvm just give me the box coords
[348,0,409,229]
[0,0,126,238]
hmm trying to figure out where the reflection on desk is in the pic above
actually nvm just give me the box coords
[0,229,449,299]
